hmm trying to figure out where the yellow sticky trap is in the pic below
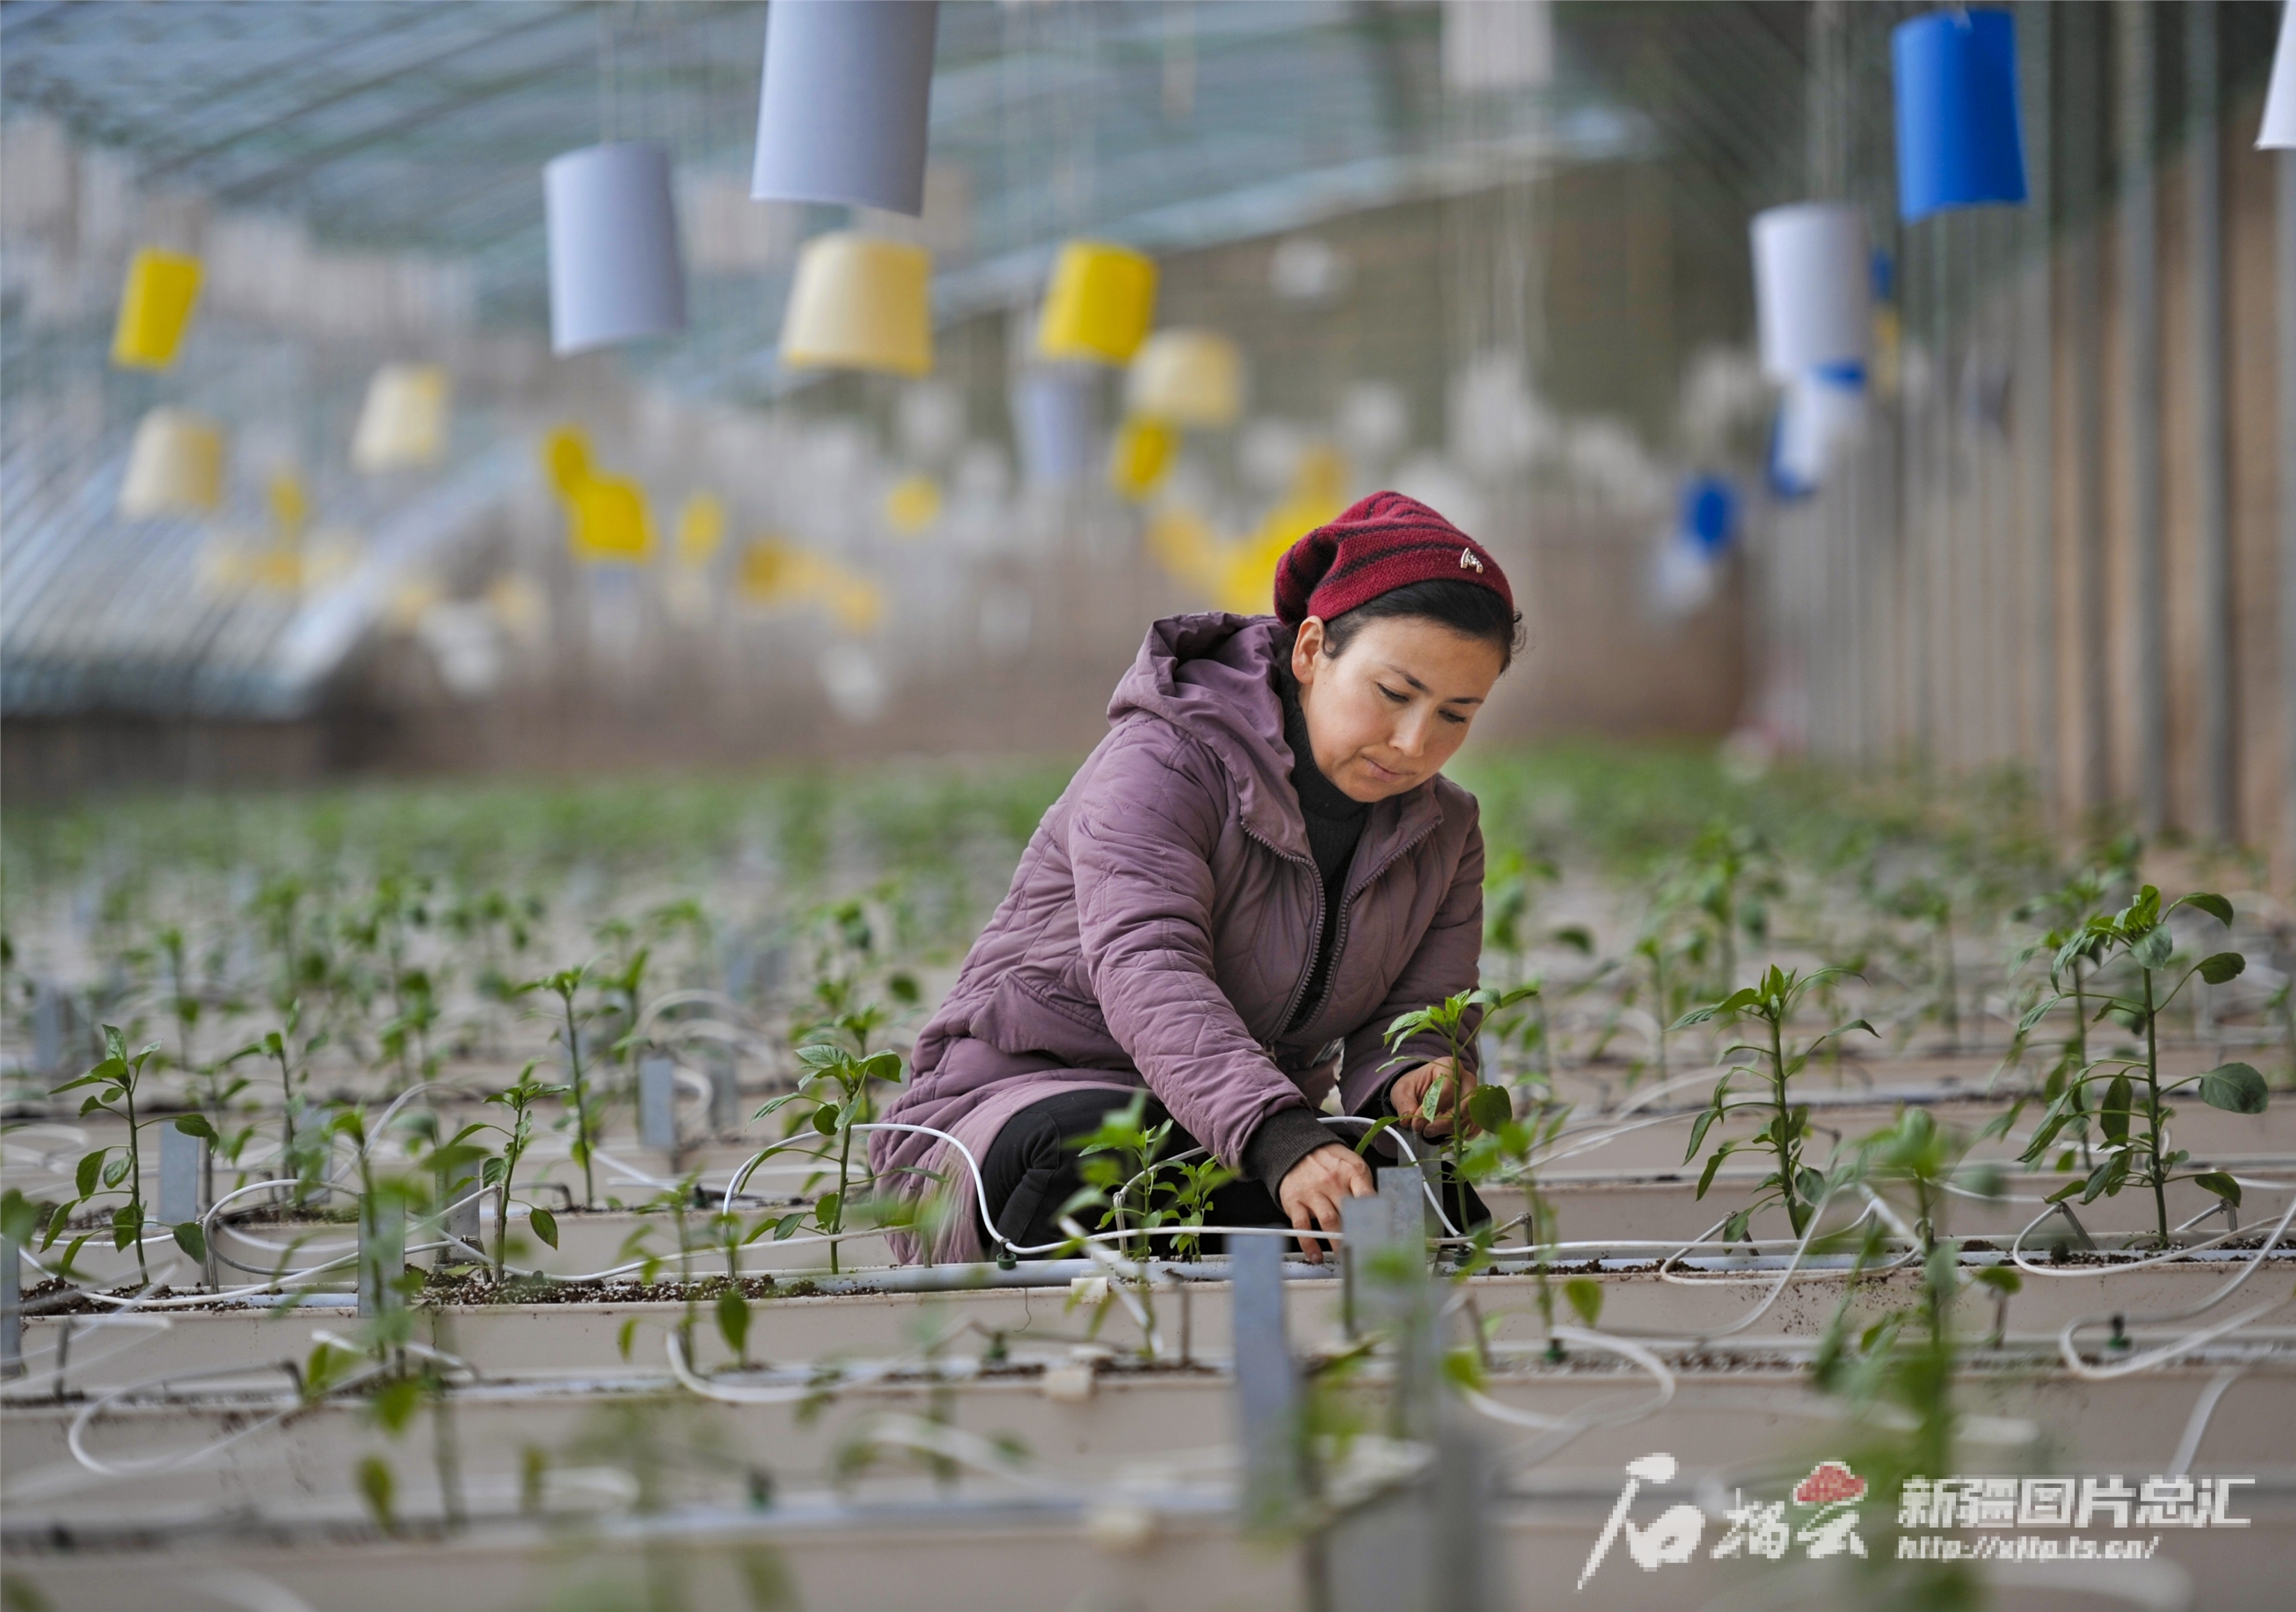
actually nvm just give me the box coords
[735,537,883,633]
[1870,306,1901,400]
[1146,505,1223,596]
[1108,417,1177,501]
[778,232,933,377]
[247,546,305,594]
[1147,447,1349,615]
[1126,329,1244,429]
[268,472,309,541]
[118,408,225,518]
[882,475,942,537]
[567,475,653,563]
[737,537,804,604]
[676,492,726,568]
[1037,241,1157,364]
[542,427,593,498]
[824,575,884,634]
[352,364,451,472]
[386,574,444,632]
[111,247,203,370]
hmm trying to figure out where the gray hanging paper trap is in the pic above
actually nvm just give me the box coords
[545,143,688,355]
[751,1,940,215]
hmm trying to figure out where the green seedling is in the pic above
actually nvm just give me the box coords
[753,1037,906,1274]
[1670,823,1780,1002]
[1877,875,1959,1051]
[2005,864,2124,1156]
[259,1007,333,1207]
[1057,1090,1235,1262]
[1675,966,1875,1241]
[325,1107,425,1350]
[377,966,442,1098]
[522,965,602,1209]
[2016,886,2268,1244]
[1377,983,1540,1220]
[341,874,435,1088]
[1451,1084,1573,1355]
[1626,917,1707,1087]
[479,1061,567,1282]
[1811,1107,2018,1606]
[49,1026,209,1282]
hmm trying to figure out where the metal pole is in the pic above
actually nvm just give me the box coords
[2070,6,2111,817]
[1231,1232,1302,1534]
[2120,0,2165,836]
[2022,0,2059,819]
[2280,149,2296,869]
[2189,1,2233,841]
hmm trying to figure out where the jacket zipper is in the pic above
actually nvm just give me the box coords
[1243,812,1444,1046]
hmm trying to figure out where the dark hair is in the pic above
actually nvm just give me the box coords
[1314,578,1525,672]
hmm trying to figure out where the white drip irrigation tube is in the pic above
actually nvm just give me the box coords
[66,1358,377,1478]
[0,1312,172,1398]
[2008,1173,2296,1279]
[2054,1192,2296,1380]
[1458,1327,1679,1465]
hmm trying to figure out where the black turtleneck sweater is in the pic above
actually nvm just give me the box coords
[1238,674,1373,1192]
[1281,676,1371,1028]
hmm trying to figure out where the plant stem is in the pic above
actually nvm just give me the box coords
[122,1070,149,1284]
[1769,1010,1801,1236]
[2071,960,2088,1068]
[562,992,594,1210]
[1652,952,1669,1078]
[2142,968,2167,1243]
[831,1097,854,1276]
[1938,912,1959,1051]
[494,1111,522,1283]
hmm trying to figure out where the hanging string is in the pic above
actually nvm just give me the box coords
[596,1,613,146]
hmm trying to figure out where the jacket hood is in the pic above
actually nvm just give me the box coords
[1108,611,1440,857]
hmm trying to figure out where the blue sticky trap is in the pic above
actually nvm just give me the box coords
[1892,9,2028,223]
[1680,475,1738,558]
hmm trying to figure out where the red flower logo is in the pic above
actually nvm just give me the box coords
[1794,1462,1867,1506]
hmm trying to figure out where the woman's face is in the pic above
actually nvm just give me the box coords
[1291,614,1505,803]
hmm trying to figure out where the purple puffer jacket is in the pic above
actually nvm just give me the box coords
[871,612,1484,1262]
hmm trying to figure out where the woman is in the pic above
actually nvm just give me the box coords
[871,491,1520,1264]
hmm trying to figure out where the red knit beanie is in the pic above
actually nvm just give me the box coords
[1271,491,1513,626]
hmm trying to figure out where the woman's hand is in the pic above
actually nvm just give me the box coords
[1386,1057,1478,1137]
[1277,1143,1374,1263]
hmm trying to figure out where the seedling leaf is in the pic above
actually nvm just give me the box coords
[2197,1063,2268,1115]
[355,1454,396,1532]
[1563,1276,1603,1327]
[717,1288,751,1359]
[528,1206,559,1249]
[2192,1172,2242,1208]
[2180,892,2235,927]
[2196,952,2245,986]
[1464,1084,1513,1133]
